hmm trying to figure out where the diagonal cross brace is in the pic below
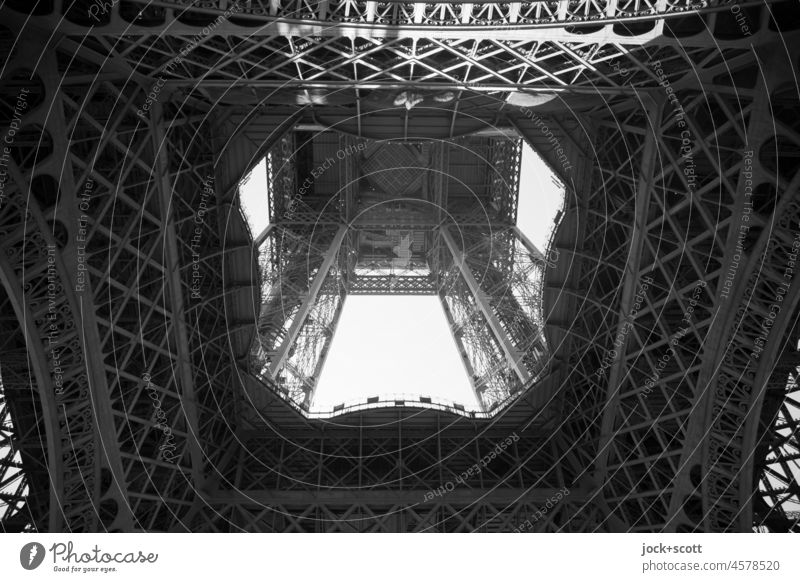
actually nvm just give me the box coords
[441,227,531,384]
[269,225,347,376]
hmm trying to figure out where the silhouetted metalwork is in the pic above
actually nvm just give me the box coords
[0,0,798,533]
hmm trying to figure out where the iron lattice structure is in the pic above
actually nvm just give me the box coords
[251,131,543,409]
[0,0,798,533]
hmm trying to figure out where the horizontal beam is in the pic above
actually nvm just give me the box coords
[39,0,767,47]
[170,80,640,94]
[208,487,583,506]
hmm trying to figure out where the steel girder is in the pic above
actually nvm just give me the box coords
[251,223,347,406]
[550,38,800,531]
[50,29,763,90]
[250,124,543,411]
[267,226,346,376]
[439,225,550,409]
[0,45,137,531]
[20,0,772,45]
[0,29,251,530]
[3,1,773,106]
[0,0,798,533]
[0,294,52,532]
[194,417,575,532]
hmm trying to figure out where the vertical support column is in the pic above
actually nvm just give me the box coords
[340,134,359,223]
[0,252,64,532]
[151,103,205,489]
[653,0,668,36]
[441,227,531,384]
[438,294,484,409]
[556,0,569,21]
[40,50,133,530]
[269,225,347,375]
[460,3,473,24]
[306,290,347,406]
[666,53,799,530]
[432,142,449,226]
[317,0,329,20]
[594,95,662,478]
[413,2,425,24]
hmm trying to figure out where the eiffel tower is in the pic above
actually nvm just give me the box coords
[0,0,798,533]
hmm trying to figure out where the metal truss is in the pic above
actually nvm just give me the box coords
[53,27,761,92]
[0,335,48,532]
[269,262,347,407]
[32,0,769,44]
[0,0,798,533]
[443,226,547,374]
[553,36,800,532]
[251,224,346,406]
[0,47,132,531]
[0,29,253,530]
[191,415,571,532]
[752,328,800,532]
[439,260,520,410]
[439,225,549,408]
[250,123,545,411]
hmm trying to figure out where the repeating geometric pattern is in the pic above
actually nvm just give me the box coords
[0,0,798,533]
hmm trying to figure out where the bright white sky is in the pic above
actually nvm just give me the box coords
[239,142,563,411]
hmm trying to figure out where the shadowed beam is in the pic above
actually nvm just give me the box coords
[206,487,586,506]
[269,226,348,376]
[441,227,531,384]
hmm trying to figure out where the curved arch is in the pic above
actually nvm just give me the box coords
[0,197,63,531]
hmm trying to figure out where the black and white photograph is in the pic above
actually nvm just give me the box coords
[0,0,798,579]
